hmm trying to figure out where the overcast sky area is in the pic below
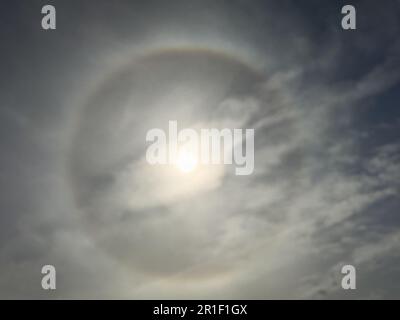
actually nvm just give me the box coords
[0,0,399,299]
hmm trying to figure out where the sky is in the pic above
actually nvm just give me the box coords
[0,0,399,299]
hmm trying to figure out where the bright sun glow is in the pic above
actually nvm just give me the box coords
[175,148,198,173]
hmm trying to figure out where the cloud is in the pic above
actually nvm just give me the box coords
[0,0,399,299]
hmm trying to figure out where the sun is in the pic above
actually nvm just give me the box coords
[175,148,198,173]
